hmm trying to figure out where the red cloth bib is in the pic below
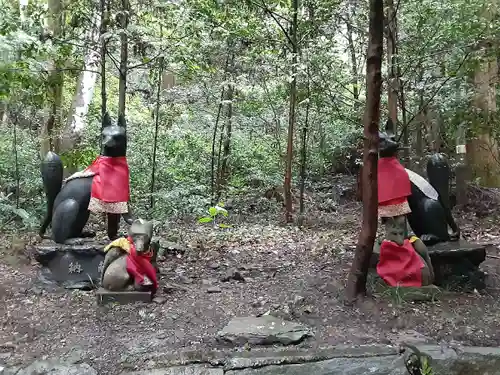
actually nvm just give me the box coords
[378,157,411,205]
[125,237,158,292]
[376,239,424,287]
[85,156,130,203]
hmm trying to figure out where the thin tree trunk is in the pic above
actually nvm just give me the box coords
[60,11,101,155]
[298,68,311,227]
[41,0,63,157]
[400,85,409,167]
[101,0,109,117]
[210,52,231,205]
[99,0,109,151]
[469,48,499,187]
[385,0,397,134]
[346,8,359,110]
[217,57,235,203]
[12,116,20,208]
[118,0,129,122]
[346,0,383,302]
[284,0,298,223]
[150,56,164,209]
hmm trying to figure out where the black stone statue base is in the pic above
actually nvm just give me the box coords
[27,238,106,290]
[370,239,487,292]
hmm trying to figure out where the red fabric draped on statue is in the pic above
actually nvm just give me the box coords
[376,239,424,287]
[84,156,130,203]
[125,237,158,292]
[378,156,411,205]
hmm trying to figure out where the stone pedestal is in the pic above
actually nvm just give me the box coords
[27,238,106,290]
[96,287,152,305]
[370,239,487,291]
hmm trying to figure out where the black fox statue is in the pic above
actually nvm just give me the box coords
[39,113,134,244]
[378,119,460,245]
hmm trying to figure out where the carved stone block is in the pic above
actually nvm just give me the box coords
[27,238,106,290]
[96,287,152,305]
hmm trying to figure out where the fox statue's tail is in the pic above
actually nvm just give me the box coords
[426,153,451,211]
[39,151,64,238]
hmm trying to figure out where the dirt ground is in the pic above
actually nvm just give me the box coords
[2,185,500,374]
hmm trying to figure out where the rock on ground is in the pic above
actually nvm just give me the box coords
[1,360,97,375]
[217,315,313,346]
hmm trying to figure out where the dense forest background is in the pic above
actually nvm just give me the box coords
[1,0,499,230]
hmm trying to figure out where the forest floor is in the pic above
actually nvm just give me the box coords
[2,176,500,374]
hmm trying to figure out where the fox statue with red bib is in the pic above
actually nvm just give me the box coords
[39,113,134,244]
[101,218,159,293]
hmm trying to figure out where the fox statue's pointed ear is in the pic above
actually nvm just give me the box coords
[102,112,112,128]
[117,113,126,129]
[385,118,395,135]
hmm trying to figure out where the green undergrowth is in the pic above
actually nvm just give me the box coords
[0,85,362,231]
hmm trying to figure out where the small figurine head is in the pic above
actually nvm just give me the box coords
[129,219,153,253]
[381,215,406,245]
[378,119,399,158]
[101,112,127,157]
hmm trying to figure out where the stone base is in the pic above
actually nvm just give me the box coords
[370,239,487,291]
[96,287,153,305]
[368,273,442,302]
[26,238,106,290]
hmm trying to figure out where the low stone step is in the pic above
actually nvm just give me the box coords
[122,366,223,375]
[96,287,152,305]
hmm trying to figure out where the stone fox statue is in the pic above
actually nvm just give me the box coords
[101,218,159,293]
[378,119,460,245]
[39,113,134,244]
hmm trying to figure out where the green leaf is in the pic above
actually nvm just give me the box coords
[208,206,217,217]
[198,217,213,223]
[215,205,228,216]
[218,223,232,228]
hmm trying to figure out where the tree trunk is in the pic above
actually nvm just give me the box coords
[0,103,7,126]
[468,47,500,187]
[210,49,231,205]
[455,123,468,206]
[150,56,164,209]
[100,0,109,119]
[60,11,101,154]
[217,81,234,201]
[40,0,63,158]
[19,0,28,23]
[400,82,409,167]
[284,0,298,224]
[385,0,397,134]
[346,9,359,110]
[298,68,311,227]
[345,0,383,302]
[118,0,130,122]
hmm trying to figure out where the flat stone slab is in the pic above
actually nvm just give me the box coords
[226,356,404,375]
[370,276,442,302]
[121,366,223,375]
[8,345,500,375]
[0,360,97,375]
[217,315,313,346]
[223,345,398,370]
[224,344,500,375]
[96,287,152,305]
